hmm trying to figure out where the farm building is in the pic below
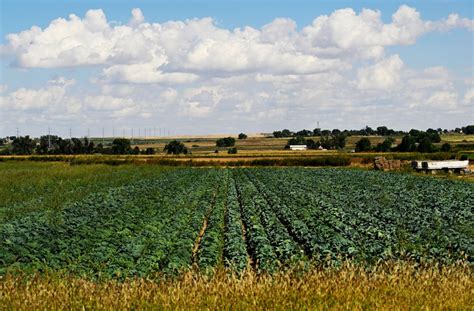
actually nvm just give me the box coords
[290,145,307,151]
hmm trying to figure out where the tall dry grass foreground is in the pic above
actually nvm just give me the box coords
[1,262,473,310]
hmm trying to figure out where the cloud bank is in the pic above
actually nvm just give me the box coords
[1,5,473,135]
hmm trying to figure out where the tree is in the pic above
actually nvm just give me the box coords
[228,147,238,154]
[375,137,395,152]
[164,140,188,154]
[319,135,333,149]
[313,128,321,136]
[355,138,371,152]
[83,137,95,154]
[417,137,435,153]
[306,139,319,149]
[238,133,248,139]
[142,147,156,154]
[295,129,313,137]
[397,135,417,152]
[321,130,331,136]
[331,134,346,149]
[287,136,306,146]
[273,131,283,138]
[440,142,452,152]
[462,125,474,134]
[111,138,132,154]
[12,136,35,155]
[361,126,375,136]
[216,137,235,147]
[376,126,389,136]
[36,135,61,154]
[71,138,84,154]
[281,129,292,137]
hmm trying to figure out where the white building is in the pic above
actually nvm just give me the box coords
[290,145,307,151]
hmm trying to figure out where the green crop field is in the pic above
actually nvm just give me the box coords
[1,162,473,309]
[2,165,473,277]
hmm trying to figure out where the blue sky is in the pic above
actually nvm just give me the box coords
[0,0,473,136]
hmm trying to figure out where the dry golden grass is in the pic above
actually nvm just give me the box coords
[1,262,472,310]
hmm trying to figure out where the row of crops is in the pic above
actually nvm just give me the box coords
[1,168,472,277]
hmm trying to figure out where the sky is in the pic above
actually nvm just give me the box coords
[0,0,473,137]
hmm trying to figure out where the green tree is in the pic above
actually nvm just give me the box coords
[375,137,395,152]
[287,136,306,146]
[331,134,347,149]
[462,125,474,134]
[12,136,35,155]
[417,137,436,153]
[273,131,283,138]
[440,142,452,152]
[397,135,417,152]
[355,138,371,152]
[111,138,132,154]
[216,137,235,147]
[228,147,238,154]
[164,140,188,154]
[143,147,156,154]
[238,133,248,139]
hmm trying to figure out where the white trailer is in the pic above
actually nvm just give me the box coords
[412,160,469,173]
[290,145,307,151]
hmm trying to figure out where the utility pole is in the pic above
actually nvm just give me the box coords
[69,128,72,139]
[48,127,51,149]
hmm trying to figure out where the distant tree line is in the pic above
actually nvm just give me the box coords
[355,130,452,153]
[0,136,157,155]
[285,134,347,150]
[273,125,474,139]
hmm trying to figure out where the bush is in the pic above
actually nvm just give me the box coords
[355,138,371,152]
[216,137,235,147]
[164,140,188,154]
[111,138,132,154]
[142,147,155,155]
[417,137,436,153]
[440,143,452,152]
[228,147,238,154]
[375,137,395,152]
[238,133,247,139]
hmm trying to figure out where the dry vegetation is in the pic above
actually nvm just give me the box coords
[1,262,472,310]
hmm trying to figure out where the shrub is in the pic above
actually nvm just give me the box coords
[164,140,188,154]
[238,133,248,139]
[355,138,371,152]
[111,138,132,154]
[216,137,235,147]
[228,147,238,154]
[440,143,452,152]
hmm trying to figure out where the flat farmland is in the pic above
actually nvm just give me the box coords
[125,134,474,154]
[2,165,472,276]
[1,162,473,309]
